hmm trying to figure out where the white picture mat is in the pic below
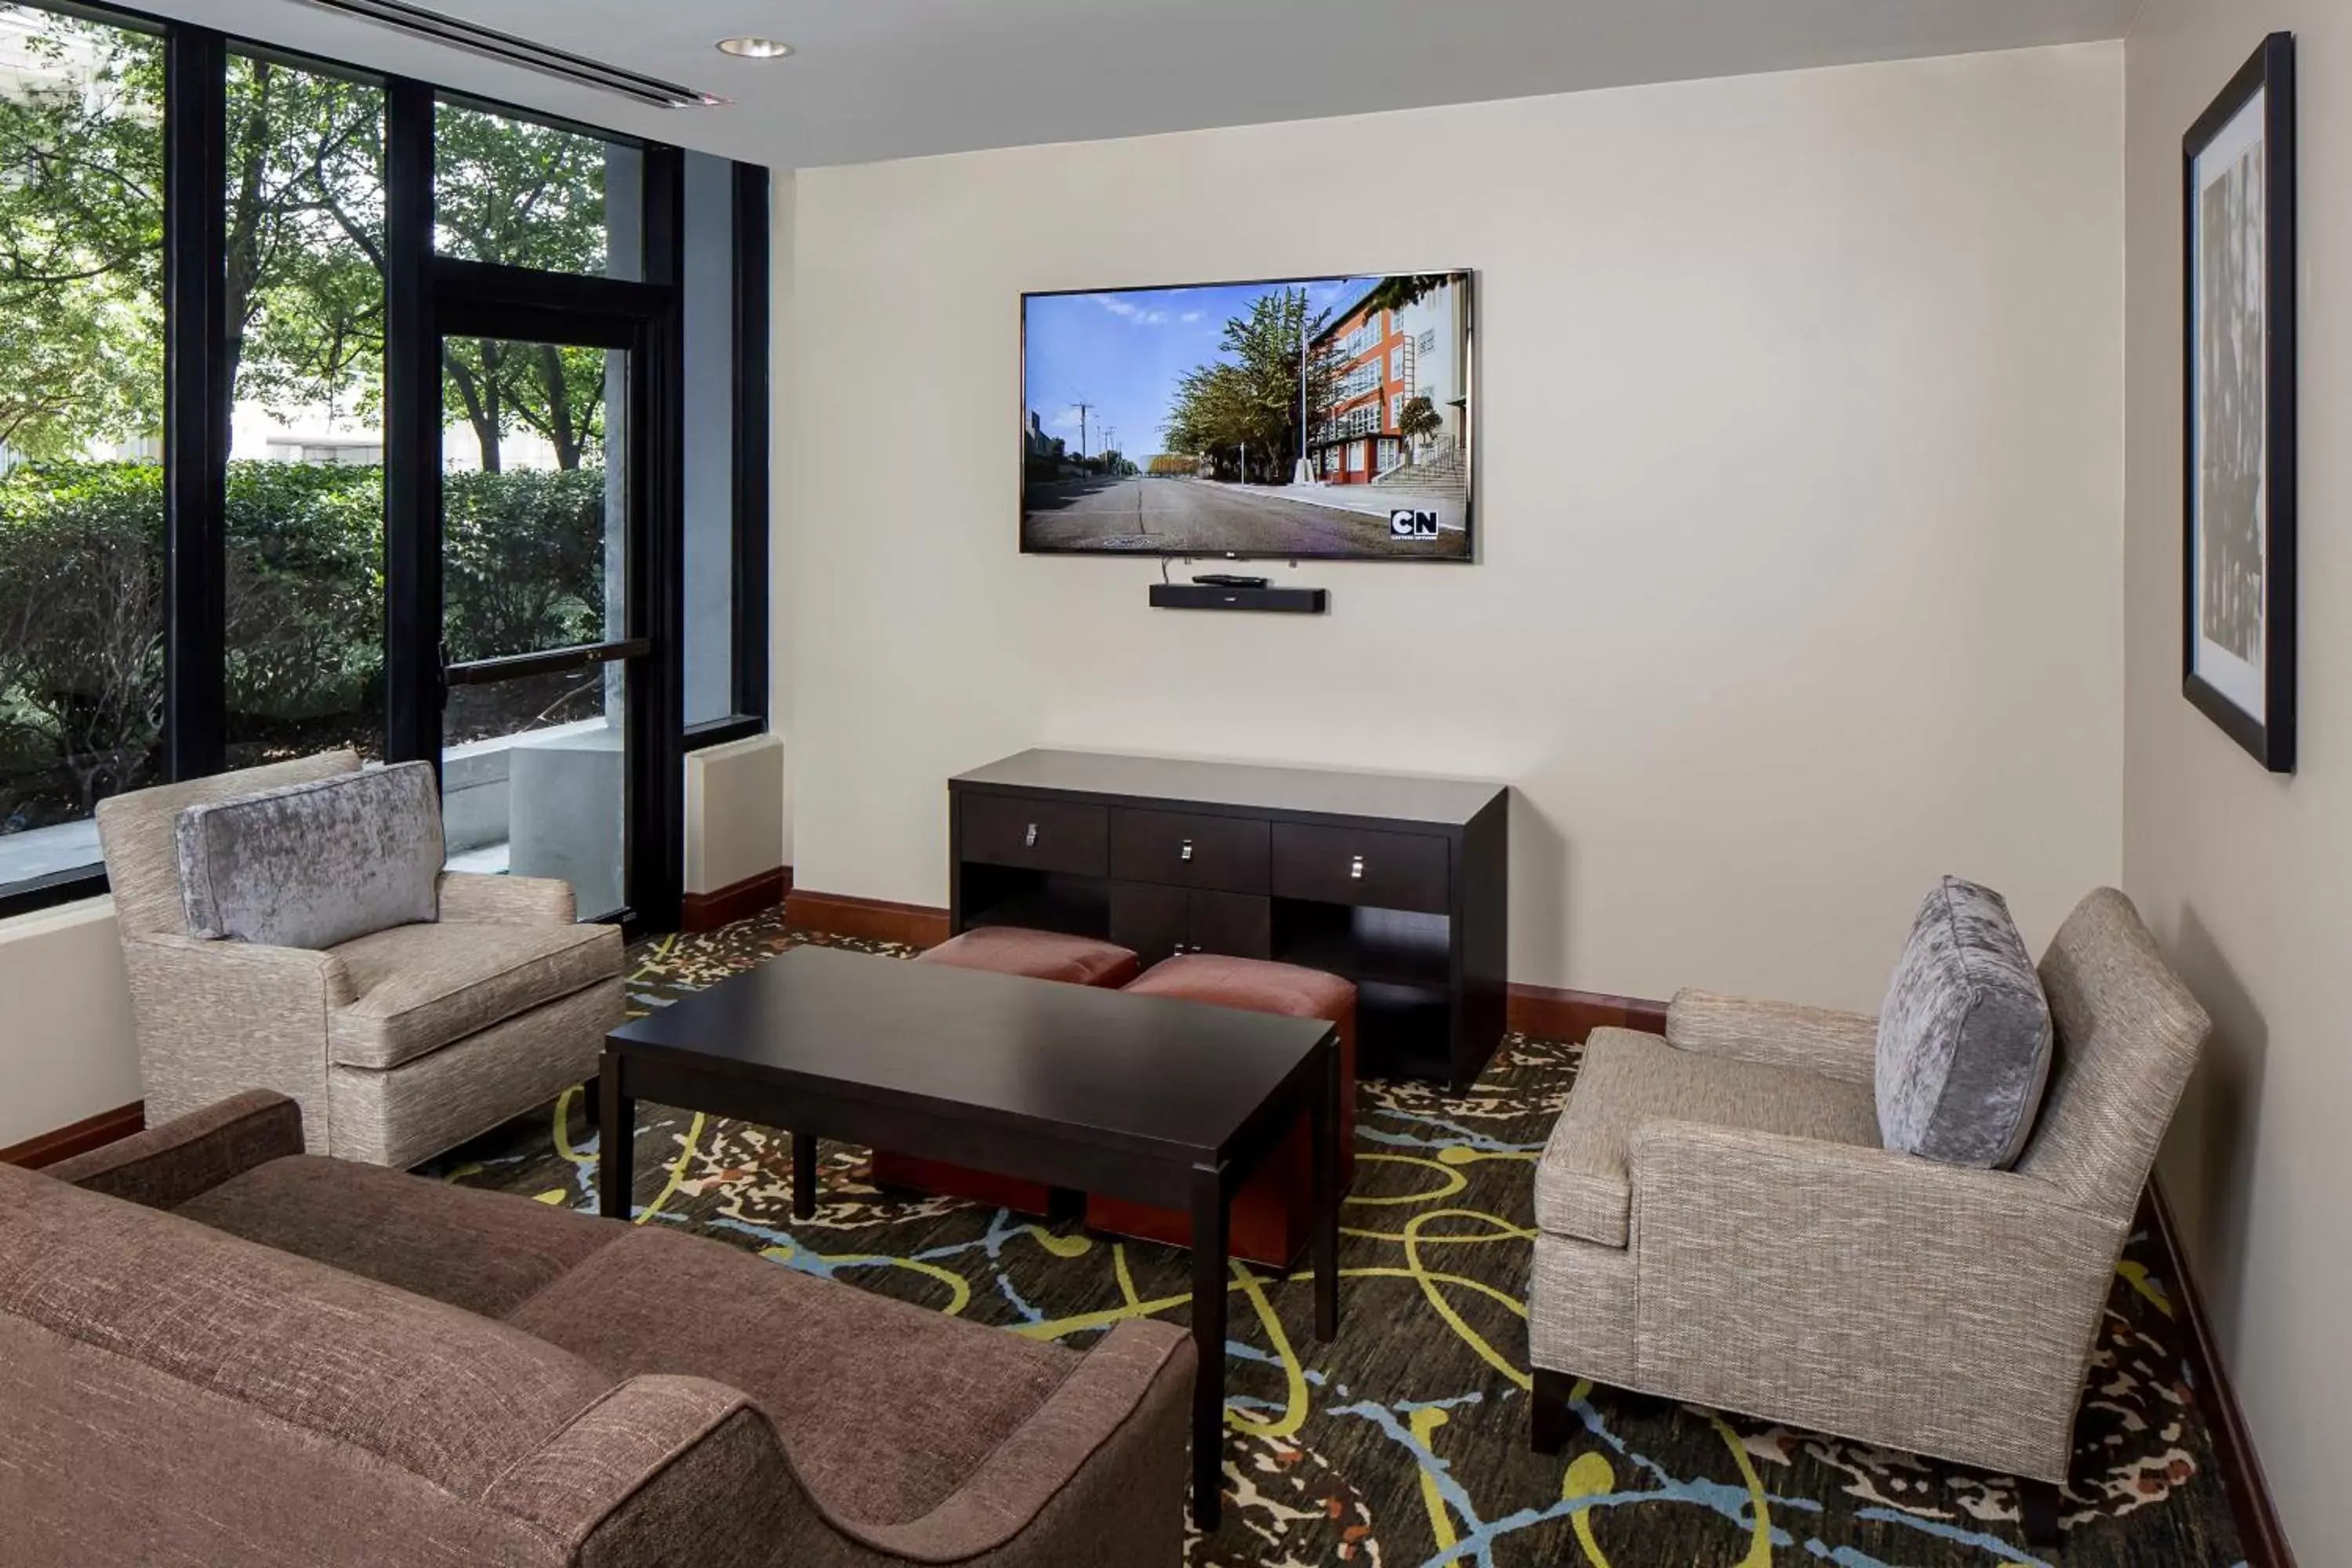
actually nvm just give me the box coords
[2188,89,2267,721]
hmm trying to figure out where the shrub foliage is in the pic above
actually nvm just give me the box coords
[0,459,607,827]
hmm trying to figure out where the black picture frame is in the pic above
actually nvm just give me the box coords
[2182,31,2296,773]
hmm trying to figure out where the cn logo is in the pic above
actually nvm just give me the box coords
[1389,508,1439,539]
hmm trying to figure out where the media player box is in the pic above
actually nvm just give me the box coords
[1148,583,1328,615]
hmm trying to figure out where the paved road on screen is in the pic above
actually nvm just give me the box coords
[1024,477,1463,559]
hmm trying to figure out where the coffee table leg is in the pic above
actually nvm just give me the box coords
[597,1051,633,1221]
[1312,1034,1340,1343]
[1190,1160,1230,1533]
[793,1131,818,1220]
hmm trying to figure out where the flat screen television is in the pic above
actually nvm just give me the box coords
[1020,270,1475,561]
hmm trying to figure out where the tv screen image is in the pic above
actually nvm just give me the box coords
[1020,271,1474,561]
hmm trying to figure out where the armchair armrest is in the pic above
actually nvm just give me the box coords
[118,934,354,1143]
[1664,988,1879,1087]
[1628,1121,2121,1481]
[436,870,577,926]
[45,1089,304,1209]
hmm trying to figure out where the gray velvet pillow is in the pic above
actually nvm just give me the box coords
[176,761,444,950]
[1876,876,2054,1168]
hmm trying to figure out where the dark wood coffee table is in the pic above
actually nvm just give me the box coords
[596,943,1341,1530]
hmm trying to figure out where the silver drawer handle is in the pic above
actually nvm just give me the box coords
[1023,822,1039,848]
[1349,855,1366,880]
[1179,839,1195,862]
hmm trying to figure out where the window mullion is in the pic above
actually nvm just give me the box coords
[162,22,229,782]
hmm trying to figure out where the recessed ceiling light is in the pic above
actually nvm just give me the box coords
[716,36,793,59]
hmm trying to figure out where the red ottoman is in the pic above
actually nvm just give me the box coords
[1087,954,1356,1268]
[916,926,1142,988]
[869,927,1142,1213]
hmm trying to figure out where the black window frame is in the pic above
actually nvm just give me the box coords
[684,159,771,754]
[0,0,771,920]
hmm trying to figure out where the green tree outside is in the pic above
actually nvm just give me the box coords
[1160,288,1339,484]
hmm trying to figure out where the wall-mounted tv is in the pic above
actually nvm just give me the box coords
[1021,271,1475,562]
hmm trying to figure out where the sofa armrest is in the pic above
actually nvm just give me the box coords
[487,1374,807,1566]
[1664,988,1879,1087]
[848,1319,1195,1563]
[499,1325,1194,1567]
[118,934,354,1145]
[1628,1121,2121,1481]
[45,1090,304,1209]
[437,869,578,927]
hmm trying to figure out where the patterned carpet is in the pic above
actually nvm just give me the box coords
[430,913,2247,1567]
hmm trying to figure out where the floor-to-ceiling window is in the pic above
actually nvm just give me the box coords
[0,3,166,897]
[220,49,387,775]
[0,0,771,925]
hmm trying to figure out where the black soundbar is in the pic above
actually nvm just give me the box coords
[1149,583,1327,615]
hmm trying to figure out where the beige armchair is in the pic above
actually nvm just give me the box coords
[1529,888,2209,1507]
[95,750,623,1167]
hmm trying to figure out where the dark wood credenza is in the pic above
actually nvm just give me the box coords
[949,750,1508,1088]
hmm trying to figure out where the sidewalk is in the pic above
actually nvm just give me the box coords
[1232,477,1467,532]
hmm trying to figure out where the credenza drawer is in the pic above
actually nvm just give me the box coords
[959,793,1108,877]
[1109,808,1269,895]
[1271,822,1449,914]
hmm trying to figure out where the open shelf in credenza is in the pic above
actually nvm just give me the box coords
[1269,902,1452,991]
[957,865,1109,939]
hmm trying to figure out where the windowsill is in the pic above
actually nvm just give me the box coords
[684,715,767,752]
[0,869,111,927]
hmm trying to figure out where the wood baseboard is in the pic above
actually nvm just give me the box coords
[681,866,792,933]
[0,1100,145,1170]
[2148,1181,2296,1568]
[1507,982,1668,1044]
[782,888,953,949]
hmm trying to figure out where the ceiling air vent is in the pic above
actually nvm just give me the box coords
[296,0,717,108]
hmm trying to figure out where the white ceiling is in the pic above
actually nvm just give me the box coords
[144,0,2140,168]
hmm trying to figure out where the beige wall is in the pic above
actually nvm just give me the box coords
[0,901,139,1149]
[786,44,2127,1008]
[2125,6,2342,1559]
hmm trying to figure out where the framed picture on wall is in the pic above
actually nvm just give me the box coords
[2182,31,2297,773]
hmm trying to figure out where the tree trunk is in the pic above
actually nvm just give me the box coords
[444,350,503,474]
[220,60,279,410]
[535,343,583,470]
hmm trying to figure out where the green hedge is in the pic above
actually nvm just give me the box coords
[0,459,608,824]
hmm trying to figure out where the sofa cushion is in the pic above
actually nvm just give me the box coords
[0,1160,613,1503]
[176,760,443,950]
[1877,876,2055,1168]
[917,927,1141,987]
[505,1225,1080,1529]
[175,1154,619,1319]
[328,919,622,1070]
[1535,1028,1880,1247]
[0,1308,564,1568]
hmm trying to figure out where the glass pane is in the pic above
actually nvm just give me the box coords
[442,665,626,920]
[223,52,387,775]
[681,151,735,727]
[0,4,165,891]
[434,100,641,281]
[441,339,626,660]
[441,336,629,918]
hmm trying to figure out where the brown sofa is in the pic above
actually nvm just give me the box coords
[0,1092,1194,1567]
